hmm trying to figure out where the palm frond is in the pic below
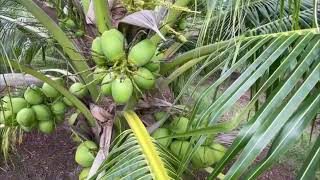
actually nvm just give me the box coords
[90,129,181,180]
[200,0,319,43]
[296,134,320,180]
[163,28,320,178]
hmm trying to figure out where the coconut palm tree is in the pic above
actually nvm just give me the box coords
[0,0,319,179]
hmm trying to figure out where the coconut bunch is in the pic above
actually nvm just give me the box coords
[75,140,99,180]
[0,78,74,134]
[151,112,226,169]
[91,29,162,105]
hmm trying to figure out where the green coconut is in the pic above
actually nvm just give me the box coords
[24,87,44,105]
[170,117,189,140]
[152,128,172,147]
[20,121,37,132]
[210,143,226,162]
[178,18,188,30]
[111,76,133,104]
[65,19,76,29]
[128,39,156,66]
[93,67,106,84]
[16,108,36,127]
[79,167,90,180]
[75,140,98,167]
[91,37,105,66]
[101,72,115,96]
[5,97,28,113]
[54,114,65,124]
[0,110,16,126]
[101,29,125,63]
[53,77,64,86]
[132,67,155,90]
[191,145,216,168]
[32,104,52,121]
[191,116,215,145]
[144,52,163,72]
[154,111,168,121]
[42,83,59,98]
[170,140,191,160]
[51,101,66,115]
[63,97,73,107]
[38,120,55,134]
[75,30,84,37]
[69,83,88,98]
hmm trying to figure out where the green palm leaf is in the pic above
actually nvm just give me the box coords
[89,111,183,179]
[296,134,320,180]
[243,90,320,179]
[90,130,180,179]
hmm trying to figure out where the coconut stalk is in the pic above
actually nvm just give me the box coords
[17,0,99,101]
[92,0,112,33]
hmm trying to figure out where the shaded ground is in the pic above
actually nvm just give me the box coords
[0,125,80,180]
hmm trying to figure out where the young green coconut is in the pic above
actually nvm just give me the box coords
[20,120,37,132]
[91,37,105,66]
[51,101,66,115]
[128,39,156,66]
[111,75,133,104]
[93,67,107,84]
[24,87,44,105]
[178,18,188,30]
[0,110,16,126]
[170,117,189,140]
[132,67,155,90]
[191,146,216,169]
[154,111,168,121]
[42,78,63,98]
[191,143,226,168]
[65,18,76,29]
[5,97,28,113]
[144,52,163,73]
[101,29,125,63]
[69,82,88,98]
[75,140,98,167]
[32,104,53,121]
[210,143,226,162]
[170,140,191,160]
[16,108,36,127]
[101,72,115,96]
[54,114,65,124]
[38,120,55,134]
[151,128,172,147]
[79,167,90,180]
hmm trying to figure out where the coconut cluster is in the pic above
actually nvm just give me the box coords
[91,29,162,104]
[0,78,73,133]
[151,112,226,169]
